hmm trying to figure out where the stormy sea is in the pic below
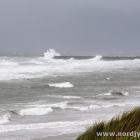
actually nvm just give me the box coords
[0,49,140,140]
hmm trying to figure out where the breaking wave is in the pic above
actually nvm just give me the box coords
[13,107,53,116]
[48,82,74,88]
[0,113,11,124]
[27,101,125,111]
[65,103,125,111]
[43,49,60,60]
[1,49,140,81]
[29,101,68,110]
[92,55,102,61]
[46,95,81,99]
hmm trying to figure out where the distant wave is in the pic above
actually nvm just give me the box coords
[29,60,45,65]
[68,105,100,111]
[98,91,129,96]
[65,103,125,111]
[27,101,125,111]
[42,49,60,60]
[92,55,102,61]
[48,82,74,88]
[110,90,129,96]
[46,95,81,99]
[13,107,53,116]
[28,101,68,110]
[1,49,140,81]
[0,60,18,66]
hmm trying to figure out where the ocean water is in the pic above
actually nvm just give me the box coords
[0,49,140,140]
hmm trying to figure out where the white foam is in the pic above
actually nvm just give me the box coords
[92,55,102,61]
[0,60,18,66]
[43,49,60,60]
[29,101,68,110]
[14,107,53,116]
[69,105,100,111]
[47,95,81,99]
[48,101,68,109]
[65,103,125,111]
[0,120,94,133]
[0,50,140,81]
[97,93,112,96]
[61,96,81,99]
[28,101,125,111]
[0,114,11,124]
[29,60,45,65]
[122,92,129,96]
[48,82,73,88]
[106,78,111,80]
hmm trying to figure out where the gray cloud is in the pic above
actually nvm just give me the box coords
[0,0,140,54]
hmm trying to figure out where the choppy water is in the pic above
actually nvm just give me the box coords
[0,49,140,140]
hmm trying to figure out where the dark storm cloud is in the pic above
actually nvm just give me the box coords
[0,0,140,54]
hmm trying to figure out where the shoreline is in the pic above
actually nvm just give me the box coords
[32,132,81,140]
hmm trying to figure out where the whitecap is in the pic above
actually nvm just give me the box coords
[47,95,81,99]
[97,93,112,96]
[0,114,11,124]
[48,82,74,88]
[66,105,101,111]
[43,49,60,60]
[106,78,111,80]
[28,101,68,110]
[91,55,102,61]
[13,107,53,116]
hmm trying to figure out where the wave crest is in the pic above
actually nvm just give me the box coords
[92,55,102,61]
[43,49,60,59]
[48,82,73,88]
[13,107,53,116]
[110,90,129,96]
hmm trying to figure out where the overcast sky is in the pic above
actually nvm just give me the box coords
[0,0,140,54]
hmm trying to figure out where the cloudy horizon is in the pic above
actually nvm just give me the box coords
[0,0,140,55]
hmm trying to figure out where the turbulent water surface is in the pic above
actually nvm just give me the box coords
[0,49,140,140]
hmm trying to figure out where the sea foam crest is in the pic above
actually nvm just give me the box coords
[28,101,68,110]
[92,55,102,61]
[13,107,53,116]
[43,49,60,59]
[69,105,100,111]
[0,114,11,124]
[47,95,81,99]
[48,82,74,88]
